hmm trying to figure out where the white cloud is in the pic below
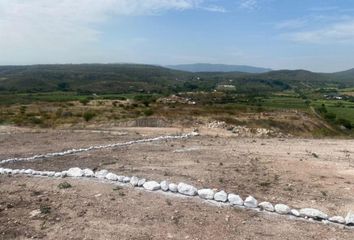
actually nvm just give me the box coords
[202,5,227,13]
[287,20,354,44]
[239,0,258,10]
[0,0,206,64]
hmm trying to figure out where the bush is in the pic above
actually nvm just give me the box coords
[336,118,352,129]
[58,182,72,189]
[79,98,91,106]
[143,109,154,116]
[83,111,96,122]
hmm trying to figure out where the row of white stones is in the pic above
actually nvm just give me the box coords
[0,132,199,165]
[1,166,353,228]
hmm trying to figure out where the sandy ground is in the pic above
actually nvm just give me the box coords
[1,126,354,239]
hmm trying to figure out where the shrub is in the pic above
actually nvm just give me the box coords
[83,111,96,122]
[79,98,91,106]
[336,118,352,129]
[58,182,72,189]
[143,109,154,116]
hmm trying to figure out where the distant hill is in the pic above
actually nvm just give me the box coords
[1,64,354,94]
[166,63,272,73]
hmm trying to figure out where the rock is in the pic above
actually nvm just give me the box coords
[19,169,26,174]
[117,176,125,182]
[259,202,274,212]
[95,170,109,179]
[137,178,146,187]
[54,172,62,178]
[12,169,20,175]
[24,169,33,175]
[345,211,354,225]
[329,216,346,224]
[214,191,228,202]
[105,173,118,181]
[83,169,94,177]
[177,183,197,196]
[299,208,328,220]
[275,204,291,215]
[143,181,161,191]
[61,171,68,177]
[169,183,178,192]
[290,209,300,217]
[47,171,55,177]
[130,176,139,186]
[244,196,258,208]
[29,209,41,218]
[198,189,215,200]
[123,176,131,183]
[0,168,3,174]
[66,168,83,177]
[160,181,169,191]
[228,194,243,206]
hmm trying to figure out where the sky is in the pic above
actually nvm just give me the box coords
[1,0,354,72]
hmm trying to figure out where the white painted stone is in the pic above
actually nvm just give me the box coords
[54,172,62,178]
[123,176,131,183]
[105,173,118,181]
[47,171,55,177]
[12,169,20,175]
[83,169,94,177]
[329,216,346,224]
[259,202,274,212]
[214,190,228,202]
[244,196,258,208]
[95,170,109,179]
[299,208,328,220]
[67,167,84,177]
[19,169,26,174]
[137,178,146,187]
[275,204,291,215]
[61,171,68,177]
[228,194,243,206]
[143,181,161,191]
[169,183,178,192]
[0,168,3,174]
[345,211,354,225]
[177,183,197,196]
[117,176,125,182]
[160,181,169,191]
[24,169,33,175]
[290,209,300,217]
[198,189,215,200]
[130,176,139,186]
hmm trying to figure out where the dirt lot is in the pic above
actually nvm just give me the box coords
[1,126,354,239]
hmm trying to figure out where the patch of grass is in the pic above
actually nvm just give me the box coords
[58,182,72,189]
[40,204,51,214]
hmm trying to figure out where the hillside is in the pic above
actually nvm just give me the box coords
[1,64,354,94]
[166,63,272,73]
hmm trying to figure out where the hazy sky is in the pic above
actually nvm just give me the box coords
[1,0,354,72]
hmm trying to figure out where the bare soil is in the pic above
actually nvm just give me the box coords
[1,126,354,239]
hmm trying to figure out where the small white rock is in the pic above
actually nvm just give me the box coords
[130,176,139,186]
[83,169,94,177]
[105,173,118,181]
[299,208,328,220]
[123,176,131,183]
[177,183,197,196]
[214,190,228,202]
[290,209,300,217]
[95,170,109,179]
[137,178,146,187]
[345,211,354,225]
[12,169,20,175]
[275,204,291,215]
[228,194,243,206]
[160,181,169,191]
[67,167,83,177]
[329,216,346,224]
[24,169,33,175]
[259,202,274,212]
[117,176,125,182]
[169,183,178,192]
[198,189,215,200]
[54,172,62,178]
[143,181,161,191]
[244,196,258,208]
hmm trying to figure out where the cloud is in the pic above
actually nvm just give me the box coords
[239,0,258,10]
[287,20,354,44]
[202,5,227,13]
[0,0,208,64]
[275,19,308,30]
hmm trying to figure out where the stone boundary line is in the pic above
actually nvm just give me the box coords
[0,132,199,165]
[0,167,353,229]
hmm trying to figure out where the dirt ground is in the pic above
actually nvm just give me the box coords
[1,125,354,239]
